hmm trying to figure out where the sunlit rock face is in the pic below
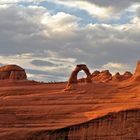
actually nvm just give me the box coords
[26,109,140,140]
[133,60,140,81]
[0,65,27,80]
[134,60,140,75]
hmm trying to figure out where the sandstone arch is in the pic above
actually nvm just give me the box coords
[65,64,92,90]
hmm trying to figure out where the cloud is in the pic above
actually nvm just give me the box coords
[41,12,78,32]
[0,3,140,81]
[137,6,140,18]
[53,0,140,19]
[53,0,112,19]
[0,53,75,82]
[0,4,79,55]
[0,0,39,4]
[1,0,140,19]
[102,62,130,74]
[0,0,20,4]
[31,60,57,66]
[0,5,46,54]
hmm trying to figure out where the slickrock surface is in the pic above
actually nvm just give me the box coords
[0,79,139,139]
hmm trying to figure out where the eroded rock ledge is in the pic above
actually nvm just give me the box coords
[26,109,140,140]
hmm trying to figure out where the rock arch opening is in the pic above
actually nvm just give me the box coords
[65,64,92,90]
[77,71,88,82]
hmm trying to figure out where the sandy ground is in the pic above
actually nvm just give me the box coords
[0,80,139,138]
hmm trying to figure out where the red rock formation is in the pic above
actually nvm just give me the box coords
[133,60,140,81]
[0,63,139,139]
[91,70,100,78]
[123,71,133,80]
[78,78,86,83]
[92,70,112,82]
[65,64,92,90]
[134,60,140,75]
[78,70,100,83]
[0,65,27,80]
[112,71,132,82]
[112,72,123,81]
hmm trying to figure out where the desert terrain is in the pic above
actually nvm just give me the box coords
[0,63,140,140]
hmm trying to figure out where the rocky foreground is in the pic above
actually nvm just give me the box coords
[0,61,140,139]
[0,79,139,140]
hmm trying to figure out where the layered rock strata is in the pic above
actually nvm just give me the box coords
[0,65,27,80]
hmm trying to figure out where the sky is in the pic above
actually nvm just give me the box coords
[0,0,140,82]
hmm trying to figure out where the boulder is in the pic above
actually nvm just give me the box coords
[0,65,27,80]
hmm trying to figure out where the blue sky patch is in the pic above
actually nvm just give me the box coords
[18,1,135,26]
